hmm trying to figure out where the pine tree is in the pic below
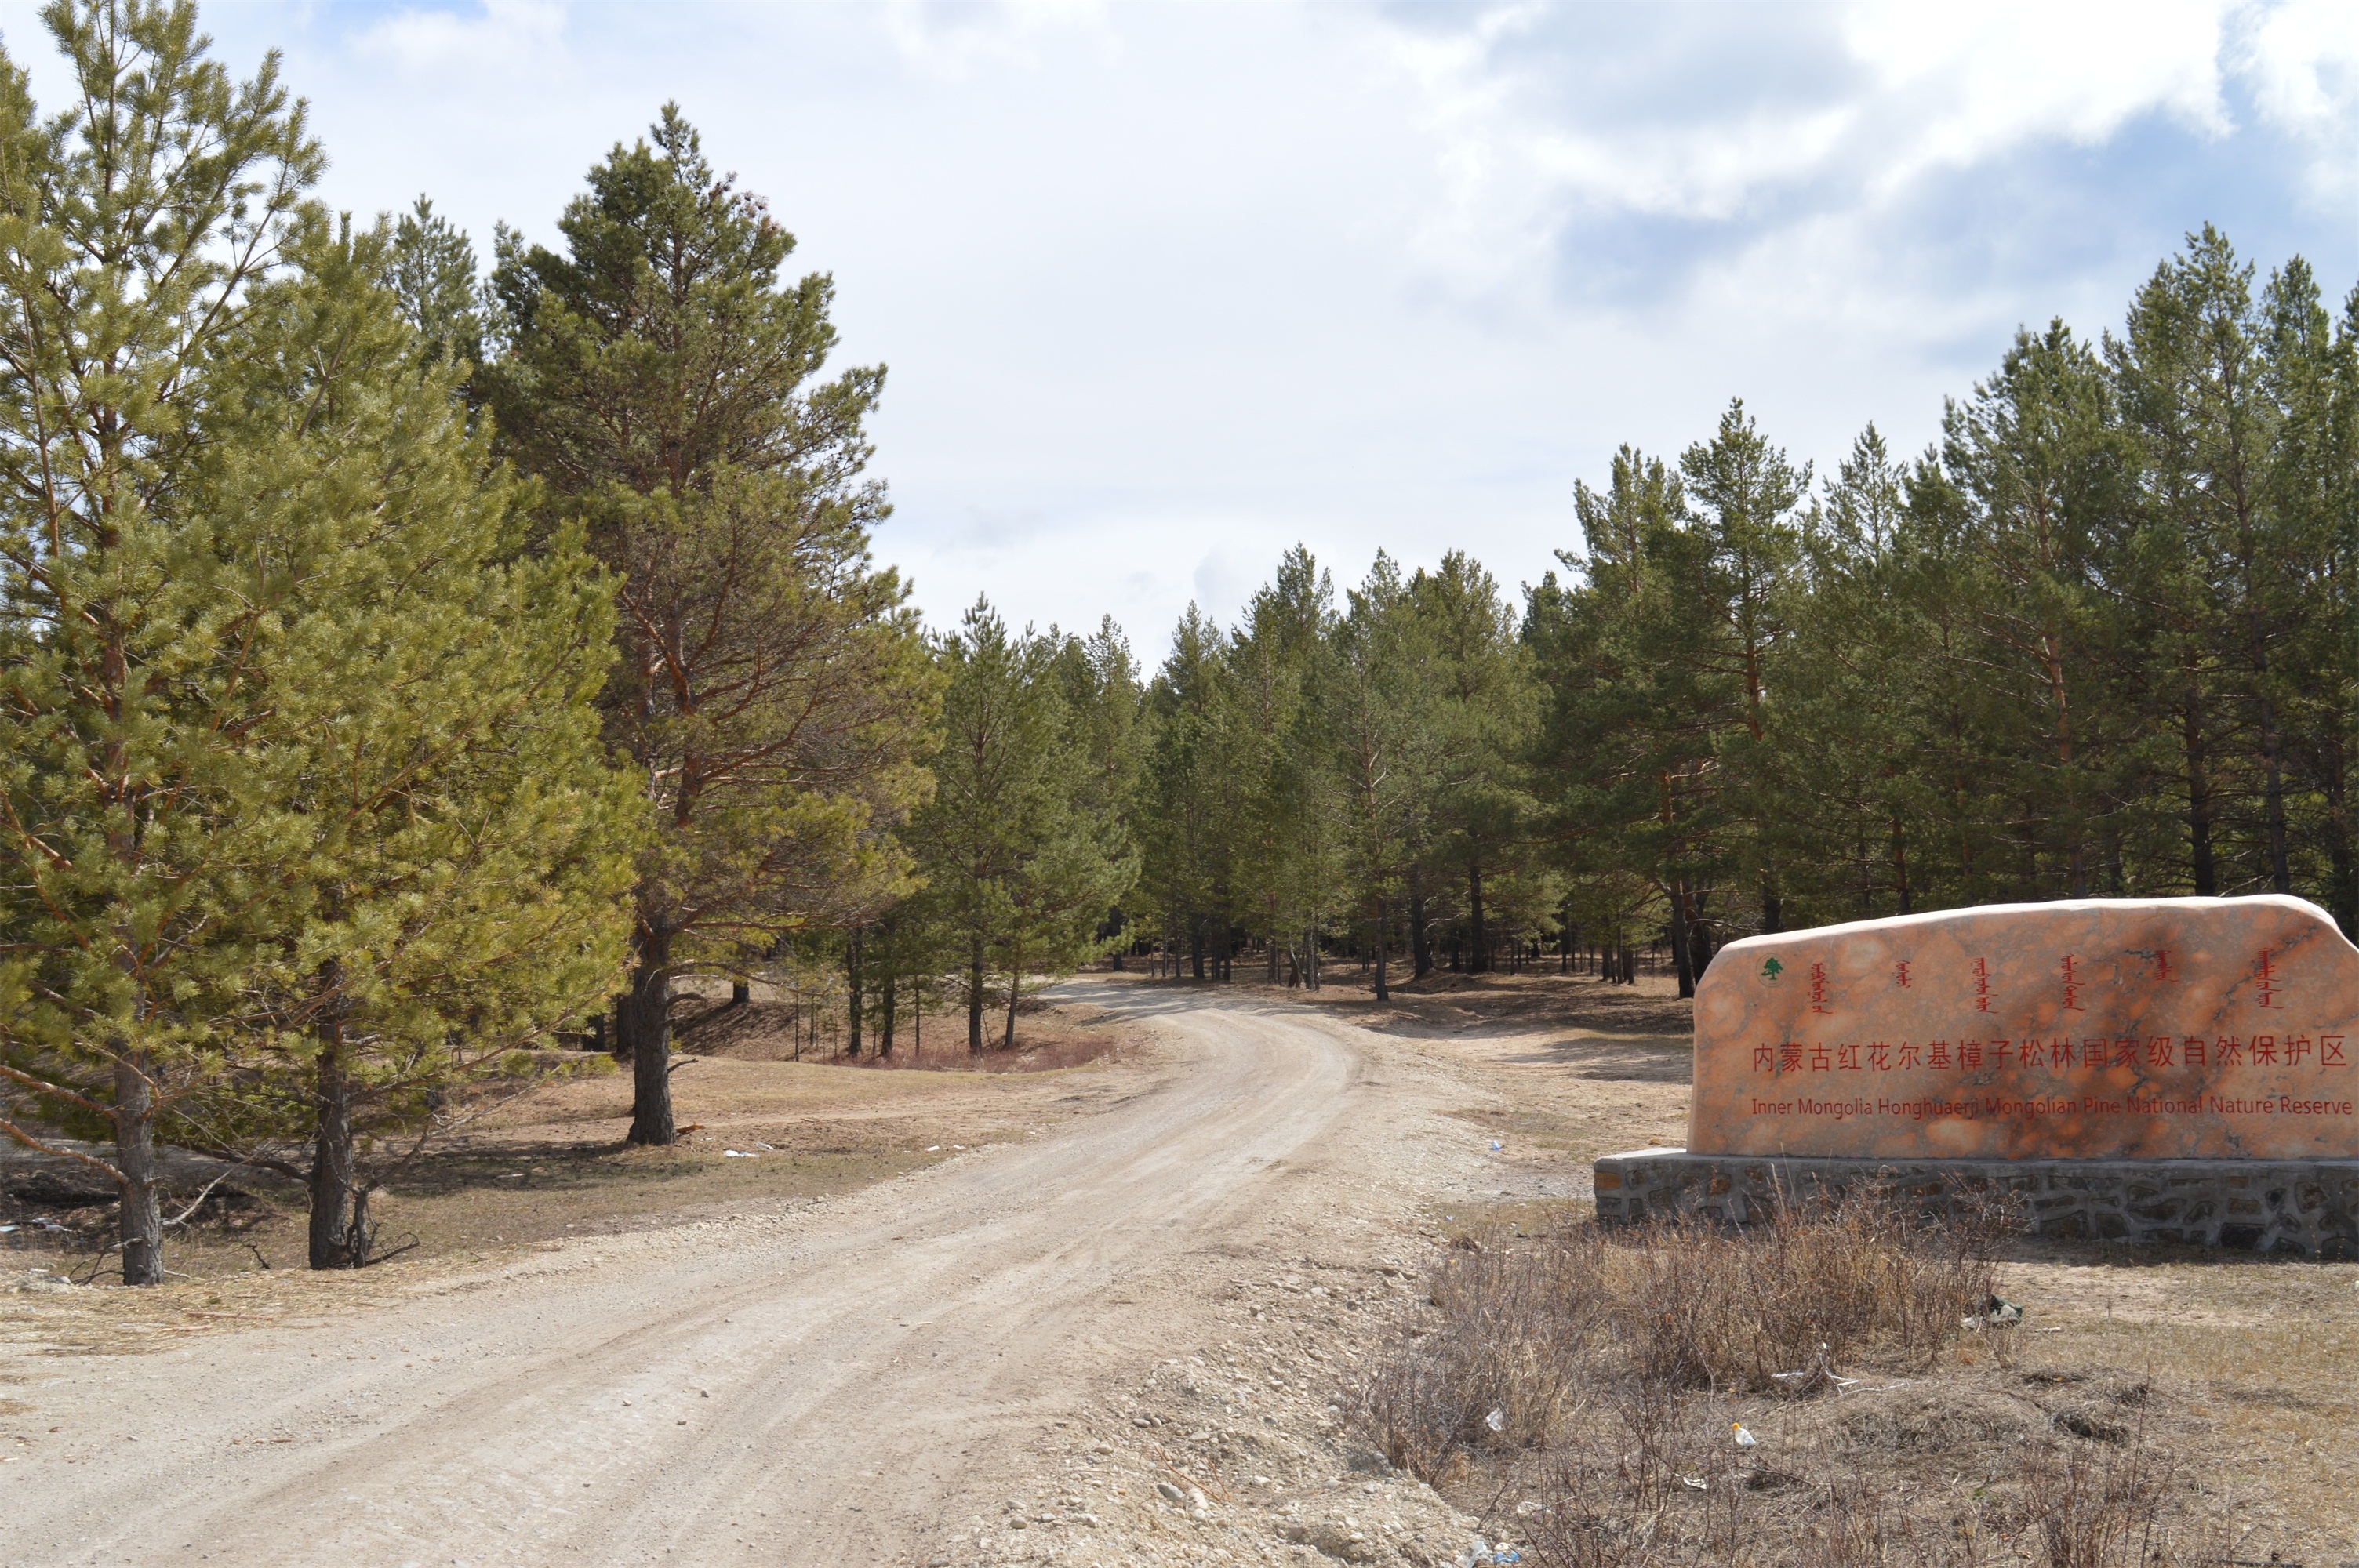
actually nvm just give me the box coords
[1137,607,1235,979]
[390,197,488,373]
[1227,547,1341,987]
[1528,448,1698,985]
[1049,617,1146,957]
[2266,263,2359,928]
[1329,554,1436,1002]
[1413,550,1542,976]
[910,602,1136,1048]
[1941,322,2138,898]
[217,225,636,1269]
[482,107,939,1145]
[1673,400,1811,943]
[0,0,326,1286]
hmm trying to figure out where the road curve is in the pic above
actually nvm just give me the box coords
[3,980,1422,1568]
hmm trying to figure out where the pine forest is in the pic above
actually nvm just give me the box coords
[2,1,2355,1284]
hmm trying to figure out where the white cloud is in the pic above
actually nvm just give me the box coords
[2231,0,2359,204]
[880,0,1109,80]
[349,0,568,79]
[0,0,2339,644]
[1369,2,2261,314]
[1844,2,2232,173]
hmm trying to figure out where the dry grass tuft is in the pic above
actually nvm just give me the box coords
[1352,1196,2225,1567]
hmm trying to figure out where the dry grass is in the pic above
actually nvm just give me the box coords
[2,993,1154,1301]
[1350,1197,2246,1568]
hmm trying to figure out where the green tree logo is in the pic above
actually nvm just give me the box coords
[1761,957,1784,982]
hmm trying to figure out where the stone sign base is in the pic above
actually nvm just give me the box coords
[1594,1148,2359,1258]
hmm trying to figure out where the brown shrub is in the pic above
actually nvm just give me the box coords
[1350,1195,2212,1566]
[1358,1194,2000,1477]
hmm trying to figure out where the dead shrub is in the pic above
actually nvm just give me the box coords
[1350,1193,2208,1566]
[1612,1193,2000,1392]
[1360,1191,1999,1474]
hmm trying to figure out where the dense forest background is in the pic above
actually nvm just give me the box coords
[2,2,2353,1279]
[1101,227,2359,1007]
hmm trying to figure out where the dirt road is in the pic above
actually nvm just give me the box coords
[2,979,1507,1568]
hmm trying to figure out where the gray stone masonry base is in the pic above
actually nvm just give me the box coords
[1592,1148,2359,1258]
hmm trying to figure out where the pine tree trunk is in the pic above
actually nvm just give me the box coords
[1190,915,1205,980]
[2326,739,2357,938]
[1467,863,1488,974]
[623,926,676,1146]
[1667,880,1697,1000]
[1372,895,1390,1003]
[113,1051,162,1287]
[1889,817,1914,915]
[845,927,863,1058]
[308,1023,360,1270]
[880,964,896,1057]
[730,979,749,1006]
[1688,891,1713,982]
[2259,685,2293,895]
[2183,677,2218,895]
[968,938,986,1052]
[1409,891,1430,978]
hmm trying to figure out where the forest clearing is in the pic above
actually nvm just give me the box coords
[5,968,2357,1566]
[0,3,2352,1566]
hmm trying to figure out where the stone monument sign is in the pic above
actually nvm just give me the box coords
[1688,895,2359,1162]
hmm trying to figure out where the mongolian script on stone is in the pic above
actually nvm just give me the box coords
[1688,895,2359,1160]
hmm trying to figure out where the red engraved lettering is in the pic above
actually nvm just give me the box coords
[2112,1038,2139,1069]
[1754,1043,1776,1073]
[1810,1044,1832,1071]
[2253,1036,2280,1065]
[1960,1040,1983,1069]
[1837,1043,1862,1070]
[2049,1038,2074,1070]
[1868,1044,1892,1072]
[2217,1036,2246,1069]
[2081,1038,2107,1069]
[1893,961,1911,989]
[1779,1042,1805,1073]
[2184,1037,2208,1070]
[2324,1036,2349,1068]
[2286,1036,2313,1067]
[2146,1036,2174,1068]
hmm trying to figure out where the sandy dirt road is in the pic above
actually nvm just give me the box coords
[2,979,1504,1568]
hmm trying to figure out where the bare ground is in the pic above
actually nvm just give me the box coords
[0,978,1507,1567]
[9,966,2359,1564]
[1297,966,2359,1563]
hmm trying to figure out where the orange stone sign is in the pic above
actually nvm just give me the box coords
[1688,895,2359,1161]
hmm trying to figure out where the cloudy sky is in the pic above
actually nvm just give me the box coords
[5,1,2350,659]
